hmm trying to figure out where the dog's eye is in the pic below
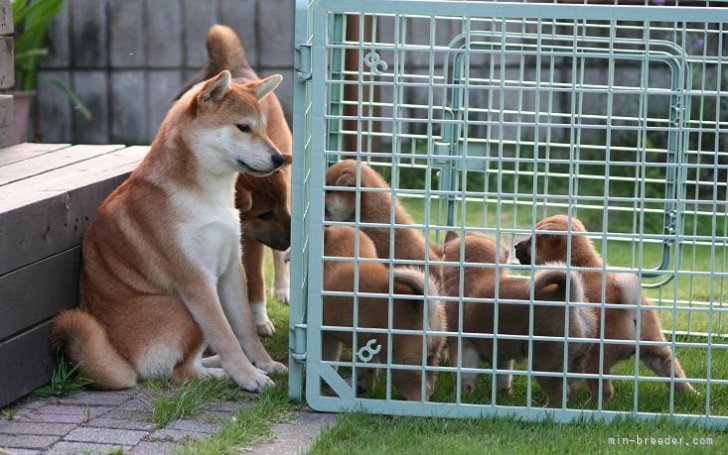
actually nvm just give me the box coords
[257,210,274,220]
[236,124,251,133]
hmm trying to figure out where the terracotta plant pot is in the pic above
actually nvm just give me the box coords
[9,90,36,144]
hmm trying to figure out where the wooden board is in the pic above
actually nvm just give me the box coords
[0,246,81,341]
[0,146,148,276]
[0,0,11,35]
[0,142,71,167]
[0,144,127,186]
[0,94,11,147]
[0,37,13,89]
[0,321,56,407]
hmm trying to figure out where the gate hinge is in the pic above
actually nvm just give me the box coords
[290,323,307,362]
[295,44,312,82]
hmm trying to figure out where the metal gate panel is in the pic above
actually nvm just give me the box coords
[291,0,728,427]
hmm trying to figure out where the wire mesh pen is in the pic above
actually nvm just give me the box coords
[290,0,728,426]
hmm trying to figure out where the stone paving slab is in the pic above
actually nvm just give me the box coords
[0,449,41,455]
[64,427,147,446]
[0,434,59,450]
[128,441,177,455]
[45,441,129,455]
[249,411,337,455]
[0,422,75,437]
[1,389,335,455]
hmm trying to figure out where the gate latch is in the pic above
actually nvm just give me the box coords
[290,323,307,362]
[295,44,312,82]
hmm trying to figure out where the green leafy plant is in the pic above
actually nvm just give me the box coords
[10,0,91,119]
[34,355,95,397]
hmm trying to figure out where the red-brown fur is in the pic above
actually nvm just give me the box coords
[514,214,696,401]
[324,160,443,277]
[322,226,446,401]
[52,70,288,392]
[442,232,596,407]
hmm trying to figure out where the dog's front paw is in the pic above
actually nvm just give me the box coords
[256,319,276,337]
[257,361,288,375]
[273,286,290,305]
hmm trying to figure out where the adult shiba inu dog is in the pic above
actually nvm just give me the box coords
[442,231,596,407]
[514,214,696,401]
[177,25,294,337]
[322,226,446,401]
[52,69,288,392]
[325,160,443,276]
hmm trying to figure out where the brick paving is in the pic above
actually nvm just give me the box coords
[0,390,335,455]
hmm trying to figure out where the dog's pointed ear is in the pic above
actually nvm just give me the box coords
[445,230,460,243]
[251,74,282,100]
[200,70,231,104]
[236,187,253,212]
[334,171,355,187]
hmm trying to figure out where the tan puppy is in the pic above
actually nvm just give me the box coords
[442,231,596,407]
[322,226,446,401]
[514,214,696,401]
[51,70,287,392]
[180,25,294,336]
[325,160,443,275]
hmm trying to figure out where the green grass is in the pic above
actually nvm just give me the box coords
[306,196,728,453]
[310,413,726,455]
[33,355,95,397]
[147,377,249,427]
[173,250,301,454]
[176,378,299,455]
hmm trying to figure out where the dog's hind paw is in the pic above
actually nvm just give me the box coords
[256,319,276,337]
[273,286,290,305]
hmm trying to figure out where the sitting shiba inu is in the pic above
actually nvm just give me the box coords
[515,214,696,401]
[442,231,596,407]
[178,25,295,337]
[52,70,288,392]
[322,226,446,401]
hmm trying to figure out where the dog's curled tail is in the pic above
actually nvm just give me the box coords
[206,24,250,76]
[533,265,597,360]
[52,309,137,390]
[392,267,445,333]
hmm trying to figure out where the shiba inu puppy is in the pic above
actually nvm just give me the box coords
[442,231,596,407]
[514,214,696,401]
[52,70,288,392]
[322,226,446,401]
[324,160,443,276]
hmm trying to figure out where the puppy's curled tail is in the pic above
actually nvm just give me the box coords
[206,24,250,77]
[533,266,596,360]
[392,267,445,334]
[393,267,447,366]
[51,309,137,390]
[613,272,642,331]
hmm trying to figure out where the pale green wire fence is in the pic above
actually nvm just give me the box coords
[290,0,728,427]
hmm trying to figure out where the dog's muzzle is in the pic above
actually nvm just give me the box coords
[514,240,531,265]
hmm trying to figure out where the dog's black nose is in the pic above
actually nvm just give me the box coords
[272,153,285,167]
[514,241,530,265]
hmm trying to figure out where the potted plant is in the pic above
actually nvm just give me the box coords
[8,0,89,143]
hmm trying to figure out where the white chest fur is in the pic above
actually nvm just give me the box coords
[172,187,242,279]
